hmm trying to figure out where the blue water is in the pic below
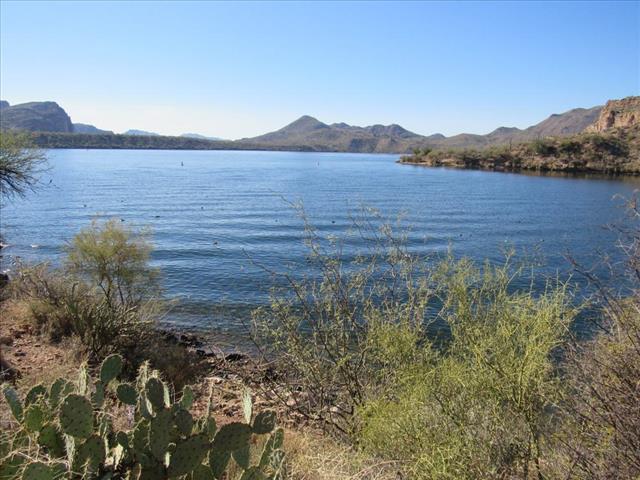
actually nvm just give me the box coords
[2,149,639,338]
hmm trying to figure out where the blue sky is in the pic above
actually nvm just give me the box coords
[1,1,638,139]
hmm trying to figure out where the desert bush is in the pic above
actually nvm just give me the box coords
[558,139,583,156]
[65,218,160,308]
[530,138,557,156]
[358,257,575,479]
[7,220,204,386]
[252,209,432,437]
[1,354,287,479]
[584,133,629,157]
[555,194,640,479]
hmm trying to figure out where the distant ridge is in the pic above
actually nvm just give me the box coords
[123,129,160,136]
[0,98,621,153]
[236,105,603,153]
[73,123,114,135]
[181,133,223,141]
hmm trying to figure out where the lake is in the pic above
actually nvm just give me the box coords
[2,149,639,341]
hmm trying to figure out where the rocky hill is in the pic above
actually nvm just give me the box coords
[586,96,640,132]
[0,101,73,132]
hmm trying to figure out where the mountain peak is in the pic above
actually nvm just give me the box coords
[278,115,328,134]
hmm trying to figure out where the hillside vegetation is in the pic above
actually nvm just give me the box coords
[400,97,640,174]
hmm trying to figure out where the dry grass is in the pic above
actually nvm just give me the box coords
[286,430,401,480]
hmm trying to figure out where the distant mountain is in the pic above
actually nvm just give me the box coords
[237,115,425,153]
[180,133,223,141]
[73,123,114,135]
[237,105,604,153]
[1,98,618,154]
[0,101,73,132]
[123,129,160,136]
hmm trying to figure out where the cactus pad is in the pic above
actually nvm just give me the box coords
[59,394,93,438]
[38,424,65,458]
[258,435,274,468]
[191,464,215,480]
[3,386,23,422]
[92,381,105,409]
[272,428,284,450]
[77,363,90,396]
[24,404,45,432]
[242,389,252,424]
[116,431,130,449]
[212,423,252,453]
[252,411,276,434]
[100,354,123,385]
[133,420,150,454]
[49,378,72,409]
[208,449,230,479]
[77,434,106,468]
[21,462,56,480]
[149,409,172,461]
[25,384,48,406]
[166,434,210,477]
[116,383,138,405]
[180,386,194,410]
[232,444,250,470]
[145,378,169,411]
[202,417,217,440]
[173,408,193,436]
[239,467,267,480]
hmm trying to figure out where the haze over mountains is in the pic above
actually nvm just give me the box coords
[0,98,607,153]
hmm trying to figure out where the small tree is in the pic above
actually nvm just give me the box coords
[65,218,160,308]
[0,131,47,200]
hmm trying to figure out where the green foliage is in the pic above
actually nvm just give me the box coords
[0,354,286,479]
[357,256,575,479]
[252,209,431,436]
[65,218,160,309]
[530,138,557,156]
[8,221,205,387]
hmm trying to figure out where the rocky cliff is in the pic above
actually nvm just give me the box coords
[0,101,73,132]
[586,96,640,133]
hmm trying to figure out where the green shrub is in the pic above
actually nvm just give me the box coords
[65,218,160,309]
[358,257,575,479]
[1,354,287,479]
[252,210,432,437]
[530,138,557,156]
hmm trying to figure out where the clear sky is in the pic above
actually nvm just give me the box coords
[1,1,638,139]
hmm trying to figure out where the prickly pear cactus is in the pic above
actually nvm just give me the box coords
[212,423,252,453]
[145,377,169,411]
[149,408,172,460]
[99,353,123,384]
[166,434,210,477]
[59,394,93,438]
[209,449,231,479]
[37,424,65,458]
[252,411,276,435]
[116,382,138,405]
[1,353,287,479]
[3,386,23,422]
